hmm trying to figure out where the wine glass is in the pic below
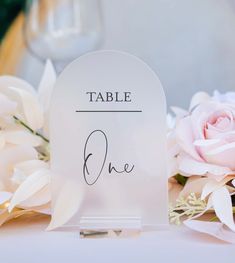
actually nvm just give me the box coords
[23,0,103,73]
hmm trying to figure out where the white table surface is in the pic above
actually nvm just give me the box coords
[0,215,234,263]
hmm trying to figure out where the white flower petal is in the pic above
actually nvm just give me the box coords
[0,93,17,116]
[0,145,38,185]
[8,86,43,130]
[211,186,235,231]
[14,160,49,176]
[38,60,56,112]
[180,176,211,198]
[47,181,83,230]
[8,169,50,212]
[4,130,42,147]
[201,176,234,200]
[11,160,49,187]
[0,191,12,205]
[32,204,51,215]
[38,60,56,137]
[184,220,235,243]
[19,185,50,208]
[0,134,6,150]
[11,168,27,185]
[0,76,36,94]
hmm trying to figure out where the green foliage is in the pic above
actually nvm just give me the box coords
[0,0,26,42]
[175,174,188,186]
[169,193,207,225]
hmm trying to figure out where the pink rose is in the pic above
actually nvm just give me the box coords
[174,96,235,179]
[169,91,235,242]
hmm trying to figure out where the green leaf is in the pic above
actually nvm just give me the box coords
[175,174,188,186]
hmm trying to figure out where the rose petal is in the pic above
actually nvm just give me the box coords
[8,169,50,212]
[204,142,235,170]
[168,178,183,205]
[194,139,225,164]
[176,117,203,161]
[193,139,220,147]
[189,91,210,111]
[207,142,235,154]
[171,106,188,119]
[190,102,223,140]
[167,113,175,130]
[209,130,235,141]
[213,90,235,104]
[168,157,179,177]
[178,154,230,179]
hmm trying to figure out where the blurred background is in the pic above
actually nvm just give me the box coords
[1,0,235,108]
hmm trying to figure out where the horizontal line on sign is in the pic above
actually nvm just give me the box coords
[76,110,142,113]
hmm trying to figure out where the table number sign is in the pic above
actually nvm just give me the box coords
[49,50,168,231]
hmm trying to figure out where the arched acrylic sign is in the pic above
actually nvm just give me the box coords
[49,50,168,230]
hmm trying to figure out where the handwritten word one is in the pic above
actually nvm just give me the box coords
[83,130,134,185]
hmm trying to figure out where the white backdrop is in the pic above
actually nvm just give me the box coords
[18,0,235,108]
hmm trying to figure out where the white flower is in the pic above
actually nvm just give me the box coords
[0,61,56,226]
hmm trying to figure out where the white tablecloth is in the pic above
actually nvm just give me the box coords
[0,215,234,263]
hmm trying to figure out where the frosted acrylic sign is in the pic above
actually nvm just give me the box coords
[50,51,168,230]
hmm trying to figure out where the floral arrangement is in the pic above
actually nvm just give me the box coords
[0,61,235,243]
[0,61,54,225]
[168,91,235,243]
